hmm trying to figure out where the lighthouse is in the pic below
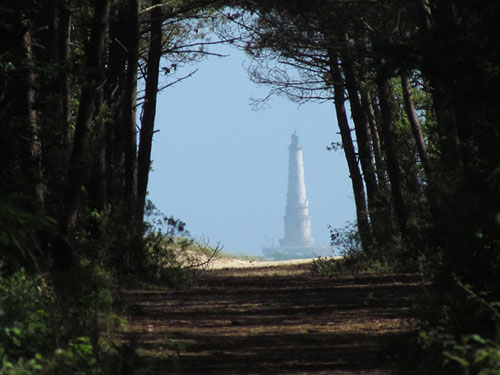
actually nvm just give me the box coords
[263,133,330,260]
[280,132,315,247]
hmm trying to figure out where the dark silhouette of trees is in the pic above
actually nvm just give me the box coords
[328,48,373,252]
[0,0,226,274]
[137,0,163,220]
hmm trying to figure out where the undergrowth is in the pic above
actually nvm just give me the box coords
[0,267,121,375]
[314,223,500,375]
[0,198,216,374]
[311,222,393,275]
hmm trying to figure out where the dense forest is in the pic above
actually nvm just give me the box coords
[1,0,499,374]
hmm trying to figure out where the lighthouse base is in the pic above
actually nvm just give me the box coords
[262,244,331,260]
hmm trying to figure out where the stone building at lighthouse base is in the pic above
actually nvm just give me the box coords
[262,243,331,260]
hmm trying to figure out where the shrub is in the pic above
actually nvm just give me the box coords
[0,270,54,360]
[1,336,103,375]
[392,276,500,375]
[142,202,221,285]
[311,222,392,275]
[0,267,124,375]
[401,330,500,375]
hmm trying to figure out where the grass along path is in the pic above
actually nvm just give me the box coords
[121,262,421,374]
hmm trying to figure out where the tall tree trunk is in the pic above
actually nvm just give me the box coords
[401,73,432,181]
[328,49,373,252]
[340,52,378,212]
[23,23,45,204]
[105,3,128,203]
[361,89,388,187]
[417,0,461,173]
[377,74,408,238]
[57,0,72,146]
[340,46,394,248]
[137,0,163,220]
[122,0,140,202]
[360,87,395,245]
[63,0,111,245]
[88,61,107,211]
[48,0,72,147]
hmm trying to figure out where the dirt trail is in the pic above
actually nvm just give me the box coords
[122,262,420,375]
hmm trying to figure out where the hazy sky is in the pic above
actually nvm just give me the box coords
[148,44,355,256]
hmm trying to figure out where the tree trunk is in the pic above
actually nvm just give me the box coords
[339,47,395,248]
[416,0,461,173]
[88,63,107,211]
[328,49,373,252]
[377,74,408,238]
[105,3,128,203]
[340,52,378,213]
[401,73,432,180]
[63,0,111,244]
[360,87,395,246]
[137,0,163,220]
[361,89,387,187]
[122,0,140,202]
[23,24,45,204]
[48,0,72,147]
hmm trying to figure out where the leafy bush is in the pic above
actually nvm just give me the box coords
[395,330,500,375]
[51,262,115,350]
[311,222,392,275]
[77,200,218,285]
[329,222,363,257]
[77,204,145,275]
[142,206,191,284]
[142,201,221,285]
[442,334,500,375]
[1,336,103,375]
[0,267,125,375]
[0,270,54,360]
[392,275,500,375]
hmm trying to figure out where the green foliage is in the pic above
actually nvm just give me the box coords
[140,201,221,285]
[76,204,145,275]
[51,262,115,352]
[329,222,363,257]
[76,201,216,286]
[0,270,54,360]
[393,330,500,375]
[0,266,130,375]
[442,334,500,375]
[311,222,393,275]
[391,273,500,375]
[142,231,193,287]
[143,201,191,282]
[310,257,339,276]
[0,270,103,375]
[311,253,392,276]
[0,194,56,274]
[1,336,102,375]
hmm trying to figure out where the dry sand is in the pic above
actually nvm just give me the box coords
[206,257,327,269]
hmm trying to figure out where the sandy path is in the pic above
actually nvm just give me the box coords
[122,262,419,374]
[206,257,322,269]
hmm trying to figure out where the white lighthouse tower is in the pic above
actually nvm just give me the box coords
[280,132,315,247]
[263,132,330,259]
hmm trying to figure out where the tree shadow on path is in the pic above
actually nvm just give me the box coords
[122,264,421,374]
